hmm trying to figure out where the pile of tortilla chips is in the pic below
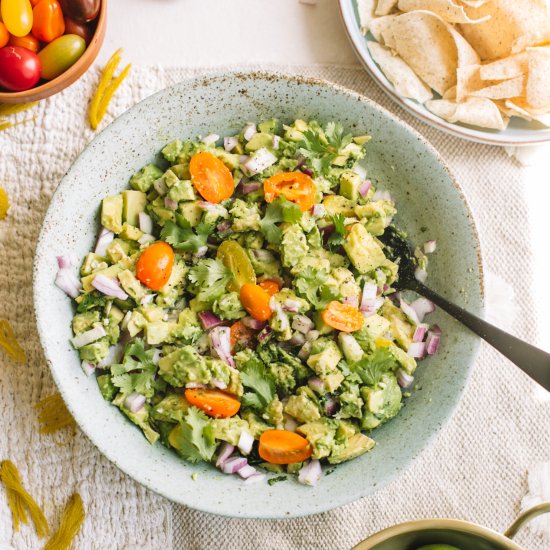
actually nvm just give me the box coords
[357,0,550,130]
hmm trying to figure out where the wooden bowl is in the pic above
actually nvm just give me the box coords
[0,0,107,104]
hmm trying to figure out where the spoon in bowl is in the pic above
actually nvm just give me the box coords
[380,226,550,391]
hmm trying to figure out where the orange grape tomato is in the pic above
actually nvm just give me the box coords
[32,0,64,42]
[135,242,174,291]
[229,320,255,350]
[184,388,241,419]
[263,171,315,212]
[239,283,272,322]
[321,301,364,333]
[259,430,313,464]
[258,279,280,296]
[216,240,256,292]
[1,0,33,37]
[189,152,234,204]
[8,32,40,51]
[0,23,9,48]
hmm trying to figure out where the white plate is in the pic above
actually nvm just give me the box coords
[338,0,550,147]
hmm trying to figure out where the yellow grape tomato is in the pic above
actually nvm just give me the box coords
[217,240,256,292]
[37,33,85,80]
[1,0,33,37]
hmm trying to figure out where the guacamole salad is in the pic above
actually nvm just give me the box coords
[55,119,440,486]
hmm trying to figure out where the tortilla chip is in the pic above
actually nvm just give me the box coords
[426,96,508,130]
[368,15,397,43]
[357,0,377,35]
[525,46,550,109]
[457,0,488,7]
[367,41,433,103]
[459,0,550,61]
[499,99,533,121]
[479,53,528,81]
[456,64,484,101]
[443,85,457,99]
[375,0,399,16]
[471,76,525,100]
[397,0,491,24]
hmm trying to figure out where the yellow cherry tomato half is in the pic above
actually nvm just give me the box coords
[216,240,256,292]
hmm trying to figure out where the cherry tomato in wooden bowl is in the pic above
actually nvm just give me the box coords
[32,0,65,43]
[0,46,41,91]
[58,0,100,22]
[8,33,41,52]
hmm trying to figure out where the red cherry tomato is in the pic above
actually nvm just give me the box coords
[32,0,65,43]
[8,33,40,52]
[0,46,41,91]
[64,16,92,45]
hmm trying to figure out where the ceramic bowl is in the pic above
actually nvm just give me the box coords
[338,0,550,147]
[0,0,107,104]
[33,71,484,519]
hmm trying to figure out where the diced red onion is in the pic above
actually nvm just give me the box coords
[56,255,72,269]
[305,329,320,342]
[284,417,298,432]
[202,133,219,146]
[55,266,82,299]
[81,360,95,376]
[300,166,314,177]
[215,442,235,468]
[243,123,257,141]
[410,298,435,322]
[352,162,367,180]
[312,204,326,218]
[308,377,324,393]
[400,298,420,325]
[138,234,156,246]
[242,316,266,330]
[217,220,232,233]
[324,395,339,416]
[358,179,372,197]
[372,190,393,202]
[282,299,301,313]
[298,341,312,360]
[320,223,335,238]
[423,240,437,254]
[242,182,261,194]
[237,431,254,455]
[224,136,239,152]
[292,315,314,334]
[197,201,229,218]
[92,273,129,301]
[430,324,442,335]
[244,148,277,175]
[198,311,224,330]
[71,324,107,349]
[412,323,429,343]
[270,300,289,331]
[139,212,154,235]
[361,282,378,308]
[124,393,146,413]
[426,331,441,355]
[152,348,162,365]
[344,295,359,308]
[237,464,258,479]
[185,382,207,389]
[222,456,248,474]
[95,228,114,257]
[415,267,428,283]
[298,459,322,486]
[211,378,228,390]
[140,294,156,305]
[194,245,208,260]
[153,177,168,195]
[243,472,266,485]
[407,341,426,359]
[164,197,178,211]
[209,326,235,368]
[99,343,124,367]
[252,249,276,262]
[257,326,272,343]
[272,135,281,149]
[397,368,414,389]
[288,332,306,347]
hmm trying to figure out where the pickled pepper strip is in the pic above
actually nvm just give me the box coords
[0,187,9,220]
[0,320,26,363]
[44,493,85,550]
[0,460,50,537]
[35,393,76,434]
[0,102,38,117]
[0,116,36,132]
[95,63,131,123]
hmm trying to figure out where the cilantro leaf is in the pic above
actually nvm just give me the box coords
[239,355,275,410]
[172,407,217,463]
[76,291,107,313]
[160,215,214,253]
[188,258,232,302]
[353,348,398,386]
[294,267,340,310]
[327,214,347,250]
[259,196,302,245]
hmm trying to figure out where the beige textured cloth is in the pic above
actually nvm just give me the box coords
[0,64,548,550]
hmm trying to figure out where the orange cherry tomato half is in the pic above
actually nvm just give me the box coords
[184,388,241,419]
[135,242,174,291]
[321,301,364,333]
[32,0,64,42]
[258,279,281,296]
[8,32,40,52]
[263,171,315,212]
[189,151,234,204]
[239,283,272,322]
[0,23,9,48]
[229,320,255,351]
[259,429,313,464]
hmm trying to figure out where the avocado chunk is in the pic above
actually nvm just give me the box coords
[119,223,143,241]
[106,238,132,263]
[102,195,123,233]
[307,339,342,376]
[297,418,337,459]
[241,411,273,438]
[258,118,281,134]
[80,253,108,276]
[343,223,387,274]
[323,195,356,217]
[97,374,117,401]
[328,433,375,464]
[72,310,100,334]
[320,371,345,393]
[285,391,321,423]
[380,299,415,350]
[361,373,402,429]
[167,179,196,202]
[211,417,250,445]
[339,170,363,202]
[113,394,159,445]
[122,190,147,227]
[245,132,273,152]
[152,394,191,423]
[78,337,110,364]
[145,321,178,345]
[118,269,146,302]
[178,201,202,227]
[280,224,309,268]
[360,314,391,342]
[130,164,163,193]
[355,200,396,236]
[389,342,417,375]
[158,346,210,387]
[81,264,122,292]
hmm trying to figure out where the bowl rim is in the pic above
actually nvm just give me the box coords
[0,0,107,104]
[337,0,550,147]
[33,70,485,518]
[352,518,523,550]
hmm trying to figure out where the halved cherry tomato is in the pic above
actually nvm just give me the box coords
[0,23,9,48]
[259,429,313,464]
[184,388,241,418]
[189,151,234,204]
[32,0,64,43]
[263,171,315,212]
[259,279,281,296]
[321,301,364,333]
[240,283,272,322]
[136,242,174,291]
[230,320,255,350]
[217,240,256,292]
[8,32,40,52]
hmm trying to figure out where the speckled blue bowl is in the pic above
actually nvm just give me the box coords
[33,72,483,519]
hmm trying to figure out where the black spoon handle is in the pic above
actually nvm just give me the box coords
[414,282,550,391]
